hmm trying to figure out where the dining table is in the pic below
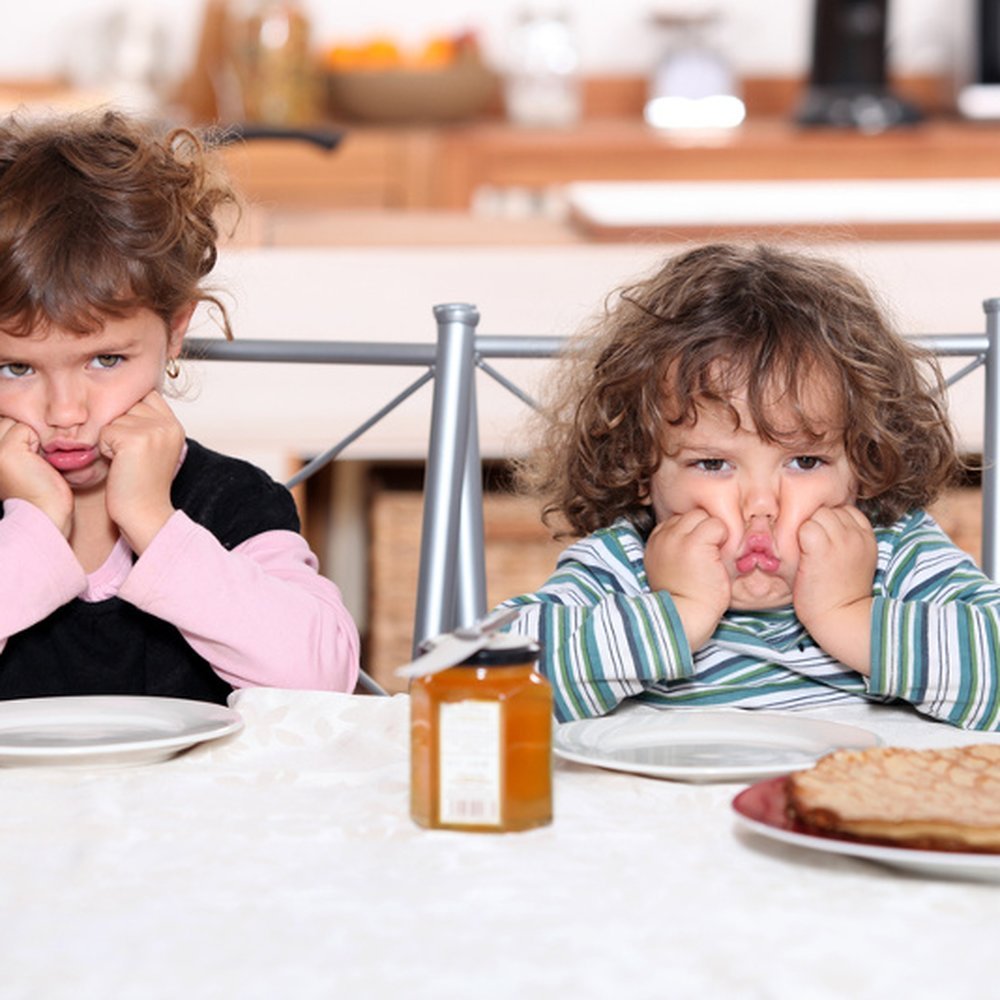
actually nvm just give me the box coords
[1,686,997,1000]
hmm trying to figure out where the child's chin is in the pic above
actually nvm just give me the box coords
[729,570,794,611]
[61,461,108,491]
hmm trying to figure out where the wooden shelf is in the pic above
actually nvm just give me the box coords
[430,118,1000,207]
[217,116,1000,213]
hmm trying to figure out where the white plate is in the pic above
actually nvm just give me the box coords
[733,777,1000,882]
[0,695,243,767]
[553,708,880,783]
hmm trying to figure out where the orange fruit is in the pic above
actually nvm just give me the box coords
[360,37,402,68]
[416,36,456,68]
[323,45,362,70]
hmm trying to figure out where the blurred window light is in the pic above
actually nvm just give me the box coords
[644,94,746,130]
[957,84,1000,120]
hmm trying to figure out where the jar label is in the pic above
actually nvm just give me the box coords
[438,700,502,827]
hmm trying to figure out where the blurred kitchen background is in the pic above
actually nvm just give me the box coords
[2,1,998,686]
[0,1,966,112]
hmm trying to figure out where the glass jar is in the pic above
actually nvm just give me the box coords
[644,12,744,131]
[232,0,317,124]
[410,634,552,832]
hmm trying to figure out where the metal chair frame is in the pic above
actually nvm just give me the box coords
[185,296,1000,676]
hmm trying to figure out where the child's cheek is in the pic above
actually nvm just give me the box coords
[650,481,699,524]
[775,509,815,565]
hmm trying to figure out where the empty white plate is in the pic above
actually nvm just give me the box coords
[0,695,243,767]
[553,707,879,783]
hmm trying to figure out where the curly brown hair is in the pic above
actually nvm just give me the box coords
[0,109,237,338]
[522,242,960,537]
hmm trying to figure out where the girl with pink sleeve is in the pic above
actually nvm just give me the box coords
[0,110,359,701]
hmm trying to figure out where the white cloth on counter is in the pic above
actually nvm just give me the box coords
[0,688,996,1000]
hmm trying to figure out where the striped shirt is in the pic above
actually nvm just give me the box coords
[501,510,1000,730]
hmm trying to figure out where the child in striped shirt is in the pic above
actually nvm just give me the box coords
[502,242,1000,729]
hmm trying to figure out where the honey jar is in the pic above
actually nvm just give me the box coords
[410,634,552,832]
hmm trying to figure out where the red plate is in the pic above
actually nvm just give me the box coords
[731,776,1000,881]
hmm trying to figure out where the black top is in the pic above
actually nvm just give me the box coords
[0,439,300,703]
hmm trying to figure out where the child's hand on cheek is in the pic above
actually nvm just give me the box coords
[793,505,877,674]
[0,417,73,537]
[100,390,185,555]
[645,510,731,652]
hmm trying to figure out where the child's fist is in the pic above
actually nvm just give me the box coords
[646,510,730,651]
[793,505,877,673]
[0,417,73,537]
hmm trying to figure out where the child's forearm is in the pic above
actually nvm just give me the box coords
[119,511,360,693]
[502,590,695,721]
[800,599,873,676]
[0,500,86,645]
[865,512,1000,729]
[869,594,1000,730]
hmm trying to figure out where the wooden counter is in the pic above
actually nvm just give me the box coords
[430,118,1000,207]
[232,208,584,247]
[219,117,1000,211]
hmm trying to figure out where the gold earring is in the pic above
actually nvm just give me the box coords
[165,358,181,379]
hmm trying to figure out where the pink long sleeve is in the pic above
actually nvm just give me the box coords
[118,511,360,692]
[0,500,86,653]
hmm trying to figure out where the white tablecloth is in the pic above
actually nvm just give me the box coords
[1,689,998,1000]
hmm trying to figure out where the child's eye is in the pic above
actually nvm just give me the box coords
[692,458,730,473]
[789,455,826,471]
[0,362,32,379]
[90,354,124,370]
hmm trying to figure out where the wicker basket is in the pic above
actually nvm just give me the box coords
[928,487,982,565]
[324,57,498,124]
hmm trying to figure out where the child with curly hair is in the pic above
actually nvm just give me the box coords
[0,110,359,701]
[502,242,1000,729]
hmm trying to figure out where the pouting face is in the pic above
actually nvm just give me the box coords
[0,309,183,492]
[647,388,857,611]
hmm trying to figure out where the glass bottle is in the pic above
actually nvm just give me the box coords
[410,635,552,832]
[503,6,582,128]
[233,0,316,124]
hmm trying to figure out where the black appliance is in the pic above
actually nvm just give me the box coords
[796,0,922,130]
[979,0,1000,83]
[958,0,1000,118]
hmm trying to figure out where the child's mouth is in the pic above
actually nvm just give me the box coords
[735,533,781,574]
[43,446,99,472]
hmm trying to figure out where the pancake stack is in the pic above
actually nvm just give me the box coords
[785,744,1000,853]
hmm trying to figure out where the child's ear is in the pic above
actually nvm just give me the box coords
[167,302,197,357]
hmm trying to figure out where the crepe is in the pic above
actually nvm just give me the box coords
[785,744,1000,853]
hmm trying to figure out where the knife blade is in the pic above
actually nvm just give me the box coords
[395,606,522,679]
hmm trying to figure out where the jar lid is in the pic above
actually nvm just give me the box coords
[460,632,540,667]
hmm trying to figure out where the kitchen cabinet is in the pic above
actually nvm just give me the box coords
[218,127,440,209]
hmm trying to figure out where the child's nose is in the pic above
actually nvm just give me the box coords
[45,376,87,428]
[741,477,779,522]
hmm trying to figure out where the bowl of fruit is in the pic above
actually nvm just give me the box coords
[322,32,499,124]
